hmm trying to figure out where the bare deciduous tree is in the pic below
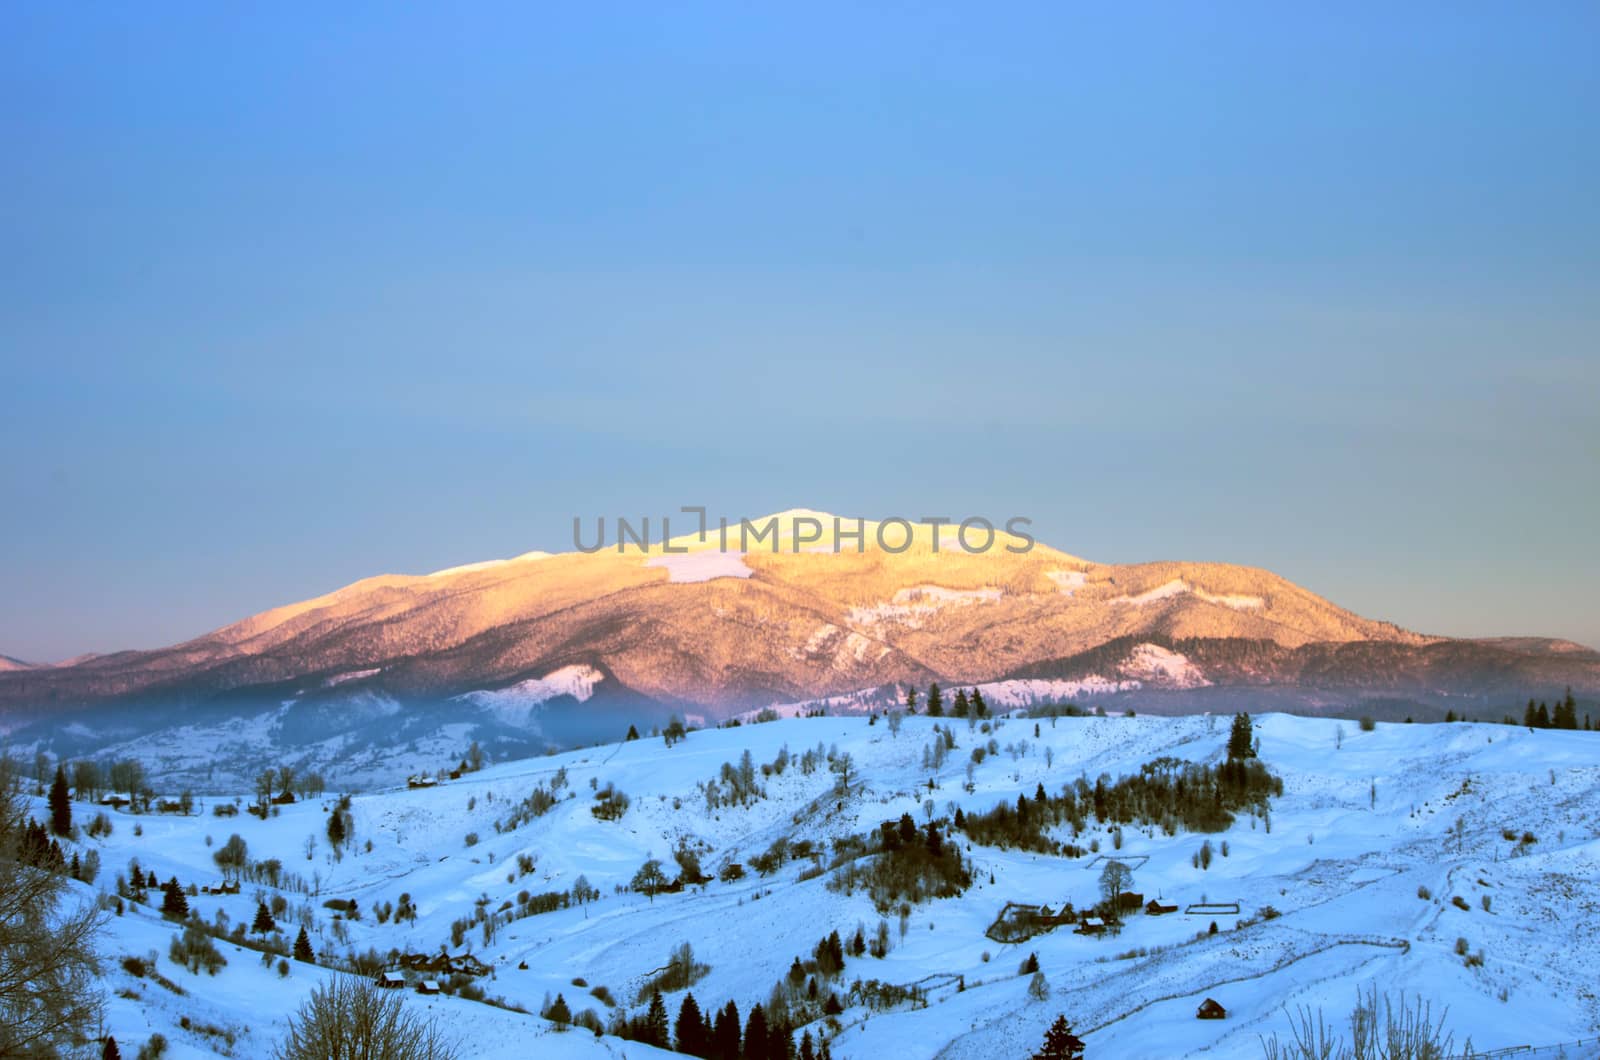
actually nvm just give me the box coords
[0,755,104,1056]
[274,977,457,1060]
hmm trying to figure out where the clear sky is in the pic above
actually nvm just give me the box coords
[2,3,1597,662]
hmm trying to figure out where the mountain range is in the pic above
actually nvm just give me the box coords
[2,510,1594,782]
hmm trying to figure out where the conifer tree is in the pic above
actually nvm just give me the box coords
[252,900,276,935]
[926,683,943,717]
[743,1004,770,1060]
[293,926,314,962]
[971,687,989,718]
[1536,703,1551,728]
[645,988,669,1048]
[102,1036,121,1060]
[1525,699,1539,728]
[1227,713,1255,760]
[160,877,188,920]
[326,809,346,849]
[952,688,970,718]
[1032,1015,1086,1059]
[675,992,708,1056]
[1554,688,1579,730]
[712,1000,741,1060]
[49,765,72,837]
[626,724,640,741]
[546,992,571,1026]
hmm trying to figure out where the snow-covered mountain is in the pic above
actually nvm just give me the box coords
[37,711,1600,1058]
[2,511,1595,786]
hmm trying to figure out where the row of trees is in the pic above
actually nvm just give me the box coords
[1522,690,1585,730]
[904,683,991,720]
[607,989,834,1060]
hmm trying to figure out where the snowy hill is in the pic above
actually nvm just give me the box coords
[34,711,1600,1058]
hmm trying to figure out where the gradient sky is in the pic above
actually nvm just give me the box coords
[2,2,1597,662]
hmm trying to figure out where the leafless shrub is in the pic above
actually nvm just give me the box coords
[274,977,458,1060]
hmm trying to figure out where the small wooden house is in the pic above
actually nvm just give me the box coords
[1117,891,1145,912]
[1076,916,1106,936]
[377,971,406,990]
[1146,899,1180,916]
[417,980,440,995]
[1197,998,1226,1020]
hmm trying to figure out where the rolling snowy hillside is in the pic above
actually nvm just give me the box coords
[29,711,1600,1058]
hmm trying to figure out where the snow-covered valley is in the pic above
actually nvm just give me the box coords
[24,711,1600,1058]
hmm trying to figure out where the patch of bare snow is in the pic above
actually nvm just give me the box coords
[645,550,754,582]
[454,664,605,720]
[1109,578,1264,611]
[849,584,1002,628]
[1047,569,1087,593]
[1120,642,1210,688]
[324,667,381,687]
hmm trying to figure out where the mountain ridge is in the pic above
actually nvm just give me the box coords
[1,511,1595,766]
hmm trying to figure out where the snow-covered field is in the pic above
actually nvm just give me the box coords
[36,712,1600,1058]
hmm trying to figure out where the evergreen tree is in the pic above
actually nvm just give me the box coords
[711,1000,741,1060]
[952,688,970,718]
[799,1030,816,1060]
[675,993,708,1057]
[1555,688,1579,730]
[1032,1015,1086,1059]
[1525,699,1539,728]
[645,988,669,1048]
[743,1004,770,1060]
[546,992,571,1026]
[771,1017,795,1060]
[252,900,276,935]
[160,877,188,920]
[293,926,314,962]
[49,765,71,837]
[626,724,640,741]
[326,809,346,849]
[971,688,989,718]
[926,683,943,717]
[1227,713,1255,760]
[1536,703,1551,728]
[102,1036,121,1060]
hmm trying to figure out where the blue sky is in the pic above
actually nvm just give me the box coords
[2,3,1597,661]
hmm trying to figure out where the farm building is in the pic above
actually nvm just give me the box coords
[1197,998,1226,1020]
[1146,899,1179,916]
[417,980,440,995]
[1076,916,1106,935]
[376,971,406,990]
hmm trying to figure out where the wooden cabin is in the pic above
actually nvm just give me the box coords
[1197,998,1226,1020]
[1076,916,1106,936]
[377,971,406,990]
[417,980,440,995]
[1146,899,1179,916]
